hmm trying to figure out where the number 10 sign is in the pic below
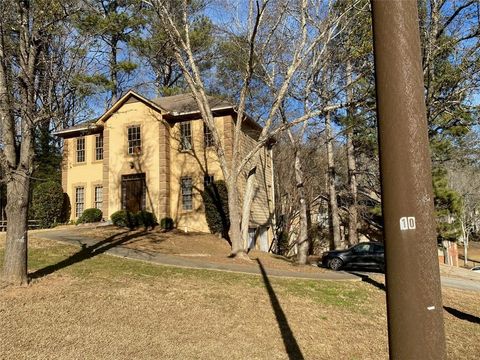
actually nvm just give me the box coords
[400,217,416,230]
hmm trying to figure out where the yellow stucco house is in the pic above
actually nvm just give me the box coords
[55,91,275,251]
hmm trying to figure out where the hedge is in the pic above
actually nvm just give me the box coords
[77,208,103,224]
[111,210,137,229]
[136,210,158,229]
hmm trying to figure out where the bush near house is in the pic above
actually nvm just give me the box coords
[31,181,65,228]
[77,208,103,224]
[201,180,230,239]
[136,210,158,229]
[160,217,174,231]
[111,210,159,230]
[111,210,138,230]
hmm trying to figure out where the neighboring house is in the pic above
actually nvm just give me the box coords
[54,90,274,251]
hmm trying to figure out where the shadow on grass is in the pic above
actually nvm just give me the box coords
[29,230,147,280]
[350,272,480,325]
[348,271,386,291]
[256,259,304,360]
[444,306,480,324]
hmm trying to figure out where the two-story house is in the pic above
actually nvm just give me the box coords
[55,91,274,251]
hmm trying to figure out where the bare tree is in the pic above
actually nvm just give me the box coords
[0,0,83,284]
[143,0,356,258]
[325,112,342,249]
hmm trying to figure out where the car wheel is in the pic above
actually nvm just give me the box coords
[328,257,343,271]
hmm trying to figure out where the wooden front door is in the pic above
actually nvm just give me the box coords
[121,173,146,213]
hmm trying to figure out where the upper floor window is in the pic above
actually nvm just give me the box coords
[181,177,193,210]
[76,137,85,163]
[94,186,103,209]
[75,187,85,217]
[95,134,104,161]
[180,122,192,151]
[204,123,214,147]
[128,126,141,154]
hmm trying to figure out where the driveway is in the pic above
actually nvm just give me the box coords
[30,227,480,291]
[32,227,359,282]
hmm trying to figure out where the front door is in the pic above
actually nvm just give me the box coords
[121,173,146,213]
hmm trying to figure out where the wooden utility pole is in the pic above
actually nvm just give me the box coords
[371,0,447,359]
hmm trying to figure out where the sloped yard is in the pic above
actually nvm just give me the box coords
[50,225,330,275]
[0,232,479,360]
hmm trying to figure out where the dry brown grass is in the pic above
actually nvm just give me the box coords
[0,234,479,360]
[77,226,328,274]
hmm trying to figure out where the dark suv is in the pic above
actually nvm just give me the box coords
[320,242,385,271]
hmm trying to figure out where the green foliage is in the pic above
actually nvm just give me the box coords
[201,180,230,238]
[77,208,103,224]
[132,2,213,90]
[31,181,65,228]
[136,210,158,229]
[111,210,137,230]
[433,168,462,241]
[160,217,174,231]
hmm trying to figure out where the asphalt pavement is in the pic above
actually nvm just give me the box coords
[31,228,480,291]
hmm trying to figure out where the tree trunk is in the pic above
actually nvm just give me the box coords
[345,60,358,246]
[461,219,469,267]
[110,37,119,104]
[240,166,256,250]
[294,149,309,264]
[228,179,248,258]
[326,112,342,250]
[346,130,358,246]
[2,173,30,285]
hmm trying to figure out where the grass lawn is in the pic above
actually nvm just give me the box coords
[0,235,479,360]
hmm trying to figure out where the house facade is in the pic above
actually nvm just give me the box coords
[55,91,274,251]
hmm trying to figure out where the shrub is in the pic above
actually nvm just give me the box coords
[77,208,103,224]
[160,217,174,231]
[111,210,137,229]
[60,193,71,223]
[31,181,64,228]
[201,180,230,239]
[136,210,158,229]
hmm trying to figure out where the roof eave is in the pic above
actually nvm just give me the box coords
[53,124,103,138]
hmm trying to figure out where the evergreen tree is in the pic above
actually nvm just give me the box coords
[75,0,145,104]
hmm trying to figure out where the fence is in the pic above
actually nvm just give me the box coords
[0,220,40,232]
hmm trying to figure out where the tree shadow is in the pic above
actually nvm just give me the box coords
[29,230,146,280]
[348,271,386,291]
[256,259,304,360]
[349,272,480,326]
[443,306,480,324]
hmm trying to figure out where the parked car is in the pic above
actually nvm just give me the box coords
[471,266,480,273]
[320,242,385,271]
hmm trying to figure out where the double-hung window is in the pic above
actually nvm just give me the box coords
[204,123,214,147]
[94,186,103,209]
[95,134,104,160]
[128,126,141,154]
[75,187,85,217]
[76,137,85,163]
[180,122,192,151]
[181,177,193,210]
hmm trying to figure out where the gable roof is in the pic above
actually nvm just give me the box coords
[54,90,261,137]
[152,93,233,115]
